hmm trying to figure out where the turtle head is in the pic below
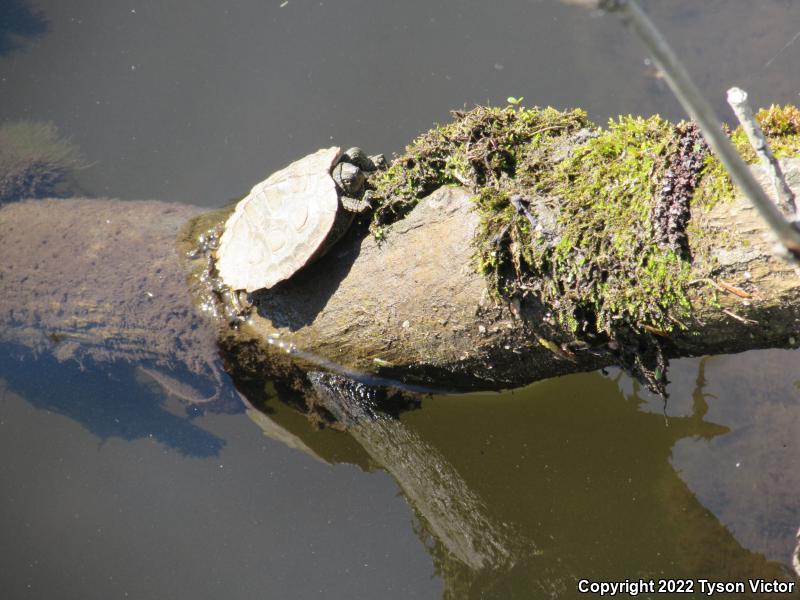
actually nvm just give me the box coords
[332,161,365,195]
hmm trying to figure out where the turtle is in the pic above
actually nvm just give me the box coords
[215,146,384,292]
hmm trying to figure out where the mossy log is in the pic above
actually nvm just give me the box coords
[3,109,800,394]
[212,159,800,391]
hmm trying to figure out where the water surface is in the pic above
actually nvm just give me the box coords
[2,0,800,597]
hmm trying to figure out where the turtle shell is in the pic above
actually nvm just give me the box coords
[216,146,342,292]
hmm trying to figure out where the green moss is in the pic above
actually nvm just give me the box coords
[371,107,697,343]
[693,104,800,210]
[757,103,800,137]
[369,105,589,227]
[369,103,799,375]
[693,151,735,211]
[509,115,692,336]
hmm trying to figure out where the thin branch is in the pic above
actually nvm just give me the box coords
[722,309,758,325]
[727,87,796,216]
[598,0,800,259]
[690,278,752,299]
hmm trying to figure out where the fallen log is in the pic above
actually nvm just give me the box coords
[3,107,800,395]
[205,160,800,392]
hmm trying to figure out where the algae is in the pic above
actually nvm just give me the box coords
[0,121,85,203]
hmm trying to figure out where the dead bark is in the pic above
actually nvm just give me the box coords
[2,160,800,393]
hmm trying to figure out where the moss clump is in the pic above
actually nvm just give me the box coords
[370,103,799,390]
[693,104,800,210]
[371,106,698,345]
[757,103,800,137]
[0,121,84,203]
[692,150,735,211]
[752,104,800,158]
[479,115,692,337]
[368,105,590,227]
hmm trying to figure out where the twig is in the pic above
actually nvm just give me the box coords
[596,0,800,261]
[726,87,796,216]
[722,309,758,325]
[689,277,752,299]
[717,279,752,299]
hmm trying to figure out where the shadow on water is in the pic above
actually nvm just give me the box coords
[0,0,48,55]
[0,345,226,458]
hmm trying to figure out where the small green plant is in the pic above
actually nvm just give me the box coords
[506,96,524,108]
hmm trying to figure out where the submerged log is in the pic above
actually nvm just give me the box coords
[0,198,226,398]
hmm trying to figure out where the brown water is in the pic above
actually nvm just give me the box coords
[2,0,800,598]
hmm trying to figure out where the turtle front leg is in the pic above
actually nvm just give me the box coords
[341,194,372,214]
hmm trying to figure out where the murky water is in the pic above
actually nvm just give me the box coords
[2,0,800,598]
